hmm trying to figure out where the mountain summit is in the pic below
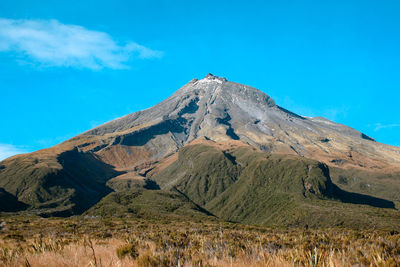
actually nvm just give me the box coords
[77,73,398,171]
[1,74,400,226]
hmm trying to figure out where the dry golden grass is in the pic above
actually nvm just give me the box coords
[0,216,399,266]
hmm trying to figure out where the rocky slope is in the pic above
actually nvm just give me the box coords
[77,73,400,173]
[1,74,400,226]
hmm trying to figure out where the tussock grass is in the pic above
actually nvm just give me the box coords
[0,216,399,266]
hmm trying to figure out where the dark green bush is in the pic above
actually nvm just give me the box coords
[116,243,138,259]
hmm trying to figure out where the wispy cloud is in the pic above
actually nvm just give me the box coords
[277,96,349,121]
[321,106,349,121]
[0,144,28,161]
[373,123,400,131]
[35,132,80,148]
[0,18,163,70]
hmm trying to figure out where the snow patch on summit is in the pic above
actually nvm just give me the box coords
[198,78,223,84]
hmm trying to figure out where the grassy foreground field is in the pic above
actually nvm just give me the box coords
[0,215,399,266]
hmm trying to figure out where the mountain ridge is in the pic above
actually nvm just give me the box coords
[67,73,400,173]
[1,73,400,227]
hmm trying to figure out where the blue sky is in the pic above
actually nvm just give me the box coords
[0,0,399,160]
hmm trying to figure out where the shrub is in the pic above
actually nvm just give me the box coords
[116,243,138,259]
[137,251,160,267]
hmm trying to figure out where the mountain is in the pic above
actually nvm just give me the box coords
[1,74,400,227]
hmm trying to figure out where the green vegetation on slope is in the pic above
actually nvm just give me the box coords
[0,148,121,216]
[152,144,400,228]
[85,188,215,220]
[153,144,240,206]
[1,141,399,229]
[330,167,400,208]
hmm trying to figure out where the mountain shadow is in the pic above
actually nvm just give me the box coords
[216,113,240,140]
[330,183,395,209]
[0,148,123,216]
[143,179,161,190]
[50,149,123,215]
[116,118,188,146]
[314,163,395,209]
[0,188,28,212]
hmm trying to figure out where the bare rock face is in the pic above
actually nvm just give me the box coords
[77,73,400,172]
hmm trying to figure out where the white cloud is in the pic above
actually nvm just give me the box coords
[0,144,28,161]
[277,96,349,121]
[0,18,163,70]
[373,123,400,131]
